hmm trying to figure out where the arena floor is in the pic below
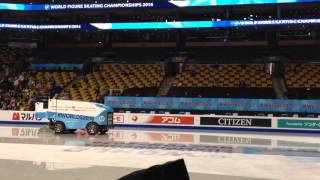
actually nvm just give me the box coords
[0,125,319,180]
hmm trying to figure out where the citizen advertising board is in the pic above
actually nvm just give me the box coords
[200,117,272,127]
[278,119,320,130]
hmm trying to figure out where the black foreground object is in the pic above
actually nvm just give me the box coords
[119,159,190,180]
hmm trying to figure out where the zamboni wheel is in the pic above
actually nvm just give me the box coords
[86,122,99,135]
[54,122,65,134]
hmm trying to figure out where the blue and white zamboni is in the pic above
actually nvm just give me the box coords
[35,99,114,135]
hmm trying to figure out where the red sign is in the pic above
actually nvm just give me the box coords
[114,115,124,123]
[148,132,194,142]
[147,116,194,125]
[12,112,20,120]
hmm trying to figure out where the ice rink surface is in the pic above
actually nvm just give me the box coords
[0,125,319,180]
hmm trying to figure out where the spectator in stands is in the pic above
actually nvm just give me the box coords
[48,74,55,84]
[50,83,62,99]
[240,81,246,88]
[1,63,9,76]
[13,76,20,91]
[39,81,49,95]
[28,97,35,111]
[213,81,218,87]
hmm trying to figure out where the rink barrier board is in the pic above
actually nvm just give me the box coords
[0,120,318,134]
[111,113,320,133]
[1,110,320,133]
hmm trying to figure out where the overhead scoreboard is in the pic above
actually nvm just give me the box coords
[0,0,319,11]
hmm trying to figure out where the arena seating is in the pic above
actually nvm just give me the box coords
[35,71,77,89]
[3,53,320,111]
[285,63,320,99]
[0,46,78,110]
[169,64,274,98]
[0,47,33,110]
[68,64,165,102]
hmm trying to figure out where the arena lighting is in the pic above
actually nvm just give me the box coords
[0,19,320,30]
[1,0,320,11]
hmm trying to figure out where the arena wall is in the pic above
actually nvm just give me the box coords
[0,110,319,133]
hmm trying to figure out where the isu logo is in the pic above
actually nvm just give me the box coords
[147,116,194,125]
[44,5,50,10]
[12,113,20,120]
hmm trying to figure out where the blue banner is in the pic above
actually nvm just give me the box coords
[1,19,320,30]
[31,64,83,70]
[104,96,320,113]
[1,1,320,11]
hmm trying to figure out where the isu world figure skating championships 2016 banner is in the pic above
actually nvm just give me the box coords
[0,0,320,11]
[0,19,320,30]
[105,96,320,113]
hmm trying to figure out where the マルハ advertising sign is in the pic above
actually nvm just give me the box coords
[278,119,320,129]
[12,112,36,121]
[0,111,48,123]
[200,117,272,127]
